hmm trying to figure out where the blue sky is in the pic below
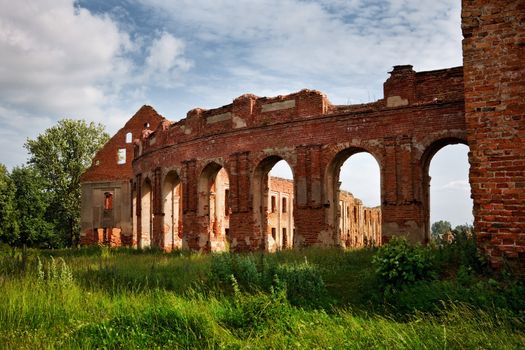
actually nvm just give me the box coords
[0,0,472,226]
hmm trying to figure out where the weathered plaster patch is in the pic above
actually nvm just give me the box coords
[207,112,232,124]
[232,114,247,128]
[180,125,192,135]
[261,99,296,112]
[387,96,409,107]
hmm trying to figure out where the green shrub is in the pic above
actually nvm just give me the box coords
[219,275,291,336]
[210,253,262,291]
[275,261,328,307]
[372,237,436,292]
[435,225,486,274]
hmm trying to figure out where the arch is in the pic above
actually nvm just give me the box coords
[140,178,152,248]
[198,162,230,252]
[252,156,295,252]
[420,136,468,172]
[325,147,382,248]
[162,170,183,251]
[420,137,470,240]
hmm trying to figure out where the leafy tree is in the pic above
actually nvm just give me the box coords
[25,119,109,246]
[0,164,19,244]
[10,165,57,247]
[431,220,452,240]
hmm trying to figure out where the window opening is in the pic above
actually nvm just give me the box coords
[117,148,126,164]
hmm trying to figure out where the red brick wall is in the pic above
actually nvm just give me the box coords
[462,0,525,267]
[131,66,465,251]
[80,106,164,247]
[81,105,164,182]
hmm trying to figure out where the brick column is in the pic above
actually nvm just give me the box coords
[381,136,426,243]
[181,160,199,250]
[294,145,329,246]
[462,0,525,268]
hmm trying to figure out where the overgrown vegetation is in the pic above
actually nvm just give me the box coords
[0,119,109,248]
[1,238,524,349]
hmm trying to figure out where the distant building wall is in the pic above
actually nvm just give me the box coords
[267,177,294,251]
[80,106,163,246]
[338,191,381,248]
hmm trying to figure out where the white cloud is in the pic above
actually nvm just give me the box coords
[0,0,192,168]
[442,180,470,191]
[0,0,135,116]
[143,32,192,87]
[138,0,461,104]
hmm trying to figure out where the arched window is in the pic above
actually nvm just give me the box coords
[104,192,113,210]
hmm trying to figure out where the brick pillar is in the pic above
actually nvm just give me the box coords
[462,0,525,268]
[152,167,164,249]
[182,159,199,250]
[381,136,425,243]
[295,145,329,246]
[135,174,142,248]
[228,152,261,251]
[383,65,416,108]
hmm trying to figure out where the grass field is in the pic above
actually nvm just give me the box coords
[1,244,524,349]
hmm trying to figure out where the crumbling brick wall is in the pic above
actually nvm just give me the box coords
[132,66,465,252]
[462,0,525,268]
[80,106,163,246]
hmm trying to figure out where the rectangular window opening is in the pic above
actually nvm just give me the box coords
[117,148,126,164]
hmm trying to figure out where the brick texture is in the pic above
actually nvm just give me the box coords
[132,67,465,251]
[79,0,525,267]
[462,0,525,268]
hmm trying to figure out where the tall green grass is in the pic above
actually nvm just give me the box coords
[1,245,523,349]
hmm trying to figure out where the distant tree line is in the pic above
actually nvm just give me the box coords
[431,220,473,242]
[0,119,109,248]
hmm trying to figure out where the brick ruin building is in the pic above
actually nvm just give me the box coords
[80,0,524,267]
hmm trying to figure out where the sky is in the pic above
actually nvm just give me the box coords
[0,0,472,226]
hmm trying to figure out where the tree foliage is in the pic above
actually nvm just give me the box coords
[11,165,57,247]
[25,119,109,246]
[0,164,19,244]
[431,220,452,240]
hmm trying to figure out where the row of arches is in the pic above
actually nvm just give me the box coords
[133,140,472,251]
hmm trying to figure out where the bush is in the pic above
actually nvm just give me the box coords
[435,225,486,274]
[210,253,262,291]
[209,253,329,307]
[219,275,291,336]
[372,237,436,292]
[275,261,328,307]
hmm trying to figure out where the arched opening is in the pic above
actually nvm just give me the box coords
[140,179,152,248]
[253,157,294,252]
[423,140,472,241]
[163,171,183,251]
[326,149,381,248]
[198,163,230,252]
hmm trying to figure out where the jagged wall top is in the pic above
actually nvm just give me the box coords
[136,66,463,158]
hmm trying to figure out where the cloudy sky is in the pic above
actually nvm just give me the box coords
[0,0,472,226]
